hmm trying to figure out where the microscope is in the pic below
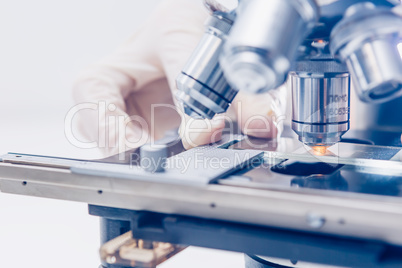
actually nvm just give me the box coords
[176,0,402,149]
[4,1,402,268]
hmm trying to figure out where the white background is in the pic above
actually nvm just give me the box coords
[0,0,243,267]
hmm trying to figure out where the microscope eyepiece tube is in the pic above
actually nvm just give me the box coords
[220,0,319,94]
[176,11,237,120]
[291,72,350,147]
[331,2,402,104]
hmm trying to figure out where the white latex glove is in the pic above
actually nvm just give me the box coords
[72,0,287,157]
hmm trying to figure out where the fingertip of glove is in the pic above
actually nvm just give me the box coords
[179,115,226,150]
[242,118,278,139]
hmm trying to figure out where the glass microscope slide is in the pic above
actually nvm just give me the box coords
[230,137,402,173]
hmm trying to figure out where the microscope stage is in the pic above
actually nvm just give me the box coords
[1,134,402,247]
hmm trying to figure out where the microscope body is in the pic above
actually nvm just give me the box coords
[177,0,402,147]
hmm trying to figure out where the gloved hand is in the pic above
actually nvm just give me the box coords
[72,0,287,157]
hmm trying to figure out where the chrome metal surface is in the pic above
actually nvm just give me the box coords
[291,72,350,146]
[331,2,402,103]
[140,144,168,173]
[2,138,402,246]
[176,12,237,119]
[176,74,232,119]
[1,153,87,169]
[230,137,402,170]
[2,160,402,247]
[250,255,342,268]
[72,147,263,186]
[178,0,402,149]
[221,0,318,93]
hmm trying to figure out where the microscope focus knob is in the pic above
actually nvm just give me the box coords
[140,144,168,173]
